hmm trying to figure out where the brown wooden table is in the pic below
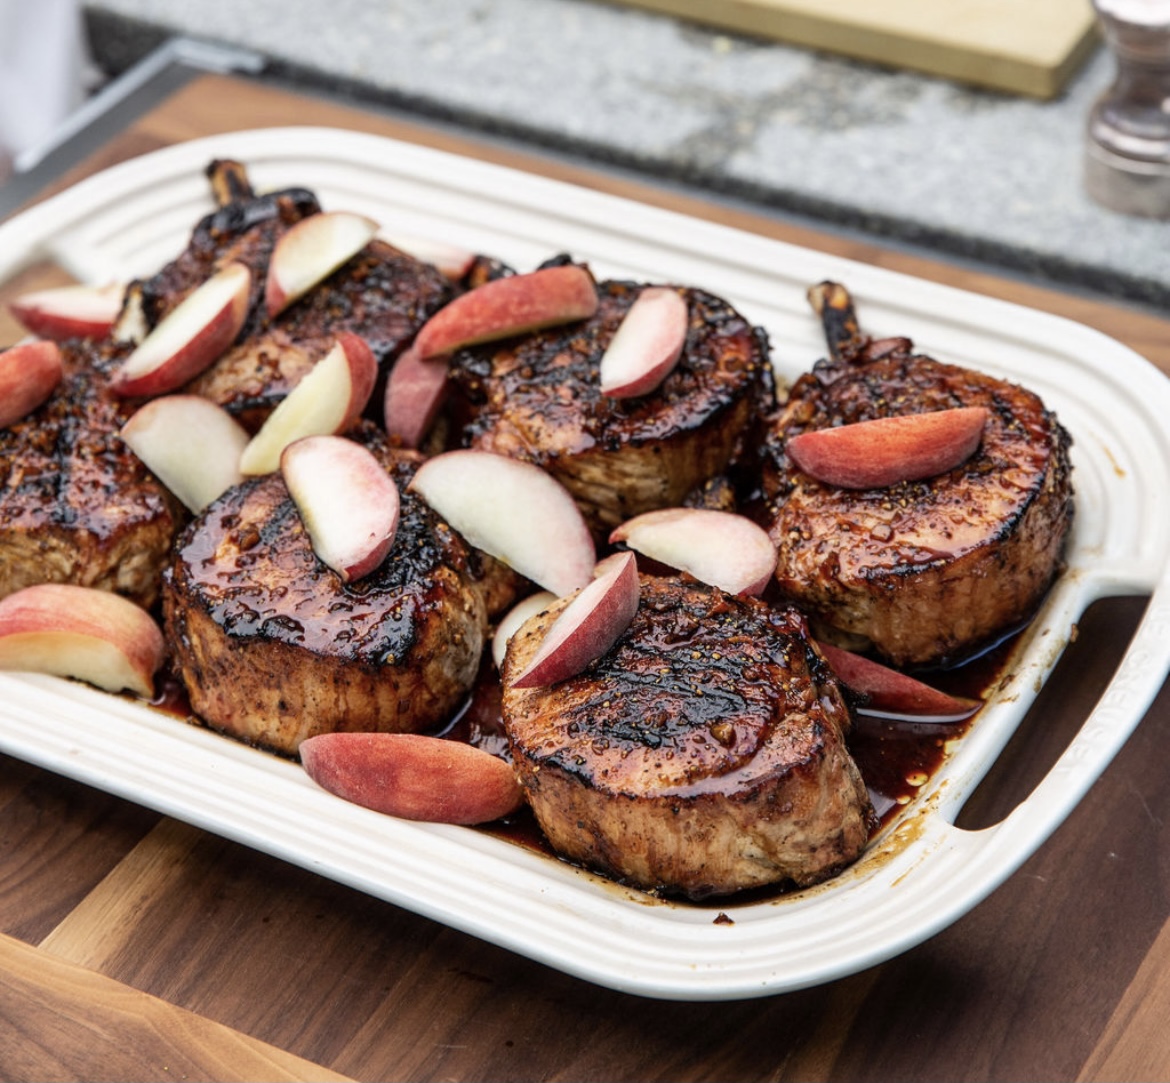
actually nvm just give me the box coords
[2,72,1169,1083]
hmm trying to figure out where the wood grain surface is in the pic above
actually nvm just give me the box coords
[602,0,1099,98]
[1,72,1168,1083]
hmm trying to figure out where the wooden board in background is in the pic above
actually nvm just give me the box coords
[608,0,1099,98]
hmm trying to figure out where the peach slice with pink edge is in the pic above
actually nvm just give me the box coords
[512,551,639,689]
[281,435,400,583]
[609,507,777,596]
[120,395,250,512]
[815,640,981,722]
[0,583,165,698]
[382,343,447,449]
[300,732,523,824]
[412,263,598,359]
[378,229,477,280]
[240,332,377,475]
[110,261,251,398]
[0,340,63,428]
[599,286,688,398]
[407,449,596,597]
[265,210,380,317]
[492,590,556,669]
[9,281,124,341]
[786,406,990,490]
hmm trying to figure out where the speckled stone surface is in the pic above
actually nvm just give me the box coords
[83,0,1170,306]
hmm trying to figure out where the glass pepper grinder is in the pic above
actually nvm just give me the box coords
[1084,0,1170,217]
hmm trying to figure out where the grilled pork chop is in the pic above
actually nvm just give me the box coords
[162,429,490,756]
[762,282,1073,668]
[449,267,774,536]
[115,159,321,349]
[500,574,875,898]
[186,236,454,430]
[0,339,183,607]
[126,159,454,430]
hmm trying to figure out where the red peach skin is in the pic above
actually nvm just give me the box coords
[0,341,63,427]
[0,583,165,697]
[300,732,523,824]
[413,264,598,359]
[598,286,688,398]
[609,507,777,597]
[9,282,123,341]
[512,551,639,688]
[786,406,989,490]
[383,343,448,448]
[110,262,252,398]
[815,641,981,720]
[281,434,401,583]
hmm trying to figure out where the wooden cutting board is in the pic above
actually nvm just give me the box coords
[610,0,1099,98]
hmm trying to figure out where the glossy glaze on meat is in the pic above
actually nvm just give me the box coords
[448,270,774,536]
[762,282,1074,667]
[122,159,321,343]
[163,435,489,755]
[500,574,875,899]
[125,159,454,430]
[187,238,454,430]
[0,339,183,607]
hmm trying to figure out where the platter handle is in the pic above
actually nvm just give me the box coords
[944,571,1170,887]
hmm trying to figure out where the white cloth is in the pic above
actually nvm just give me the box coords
[0,0,88,178]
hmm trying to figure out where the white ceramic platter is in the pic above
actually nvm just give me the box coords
[2,128,1169,1001]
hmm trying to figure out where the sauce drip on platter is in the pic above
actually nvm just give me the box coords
[431,605,1022,901]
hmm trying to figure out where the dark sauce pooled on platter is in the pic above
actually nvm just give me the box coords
[813,628,1020,829]
[150,618,1024,901]
[150,667,192,719]
[442,625,1025,889]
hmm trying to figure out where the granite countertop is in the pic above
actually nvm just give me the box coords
[82,0,1170,309]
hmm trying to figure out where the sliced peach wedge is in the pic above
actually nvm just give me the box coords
[599,286,688,398]
[378,229,477,281]
[120,395,250,513]
[0,340,63,428]
[492,591,556,669]
[300,732,523,824]
[815,641,981,722]
[239,332,377,475]
[109,261,252,398]
[382,343,447,449]
[786,406,990,490]
[413,263,598,359]
[408,449,596,597]
[610,507,777,597]
[0,584,165,698]
[9,281,124,341]
[512,551,639,689]
[281,435,400,583]
[265,210,380,317]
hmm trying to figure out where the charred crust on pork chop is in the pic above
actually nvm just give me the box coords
[0,338,184,607]
[132,165,320,337]
[187,238,454,429]
[762,282,1074,668]
[501,575,875,899]
[162,430,489,756]
[448,268,775,536]
[205,158,255,207]
[125,159,454,430]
